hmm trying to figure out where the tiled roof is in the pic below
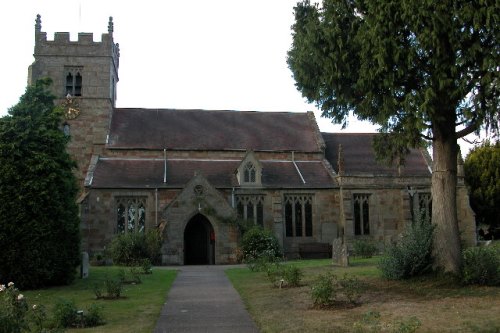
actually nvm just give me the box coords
[107,108,322,152]
[322,133,431,176]
[89,158,334,189]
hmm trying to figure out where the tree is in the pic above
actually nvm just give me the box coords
[288,0,499,274]
[464,141,500,232]
[0,78,81,289]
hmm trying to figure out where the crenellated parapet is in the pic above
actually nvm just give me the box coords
[34,15,119,70]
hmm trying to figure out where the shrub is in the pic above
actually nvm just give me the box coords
[378,220,435,280]
[311,273,336,306]
[0,282,29,333]
[311,273,364,307]
[338,274,364,304]
[104,276,123,298]
[83,304,105,327]
[352,240,378,258]
[94,274,124,299]
[241,226,282,263]
[247,256,280,272]
[52,299,78,328]
[462,246,500,286]
[109,230,162,265]
[266,264,303,288]
[52,299,104,328]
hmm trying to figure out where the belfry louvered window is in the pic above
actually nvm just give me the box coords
[236,195,264,226]
[284,195,313,237]
[116,197,146,234]
[353,194,370,235]
[65,67,83,96]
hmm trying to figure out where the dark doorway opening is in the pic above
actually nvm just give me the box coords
[184,214,215,265]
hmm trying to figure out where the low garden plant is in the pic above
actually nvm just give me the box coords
[241,226,282,271]
[311,272,364,307]
[0,282,104,332]
[266,264,303,288]
[461,245,500,286]
[378,219,435,280]
[109,230,162,266]
[352,239,378,258]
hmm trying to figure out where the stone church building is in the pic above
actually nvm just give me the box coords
[28,17,476,264]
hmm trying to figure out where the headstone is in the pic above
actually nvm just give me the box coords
[80,252,89,279]
[332,237,349,267]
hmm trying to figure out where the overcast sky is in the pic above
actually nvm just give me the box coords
[0,0,478,152]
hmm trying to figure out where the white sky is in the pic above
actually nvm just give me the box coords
[0,0,478,152]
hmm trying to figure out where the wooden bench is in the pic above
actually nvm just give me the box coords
[299,243,332,259]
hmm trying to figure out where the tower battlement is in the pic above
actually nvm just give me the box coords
[34,15,119,67]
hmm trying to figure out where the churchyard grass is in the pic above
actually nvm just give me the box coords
[226,257,500,332]
[23,266,177,333]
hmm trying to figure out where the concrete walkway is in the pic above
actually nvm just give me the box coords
[154,265,260,333]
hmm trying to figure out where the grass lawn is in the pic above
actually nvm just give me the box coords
[23,266,177,333]
[226,257,500,333]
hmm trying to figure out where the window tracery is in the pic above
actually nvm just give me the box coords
[116,197,146,234]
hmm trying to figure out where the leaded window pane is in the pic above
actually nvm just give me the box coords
[285,201,293,237]
[257,201,264,227]
[117,204,125,233]
[305,201,312,236]
[138,204,145,233]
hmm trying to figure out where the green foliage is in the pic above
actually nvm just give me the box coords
[52,298,77,328]
[311,273,336,306]
[52,298,104,328]
[461,246,500,286]
[266,264,303,288]
[0,79,81,289]
[288,0,499,149]
[0,283,29,333]
[109,230,162,265]
[464,141,500,230]
[82,303,105,327]
[352,240,379,258]
[93,273,124,299]
[288,0,499,274]
[241,226,282,263]
[311,273,364,307]
[379,220,435,280]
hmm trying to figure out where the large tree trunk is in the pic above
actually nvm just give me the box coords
[431,125,461,274]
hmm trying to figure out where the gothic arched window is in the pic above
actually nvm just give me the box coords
[244,162,256,183]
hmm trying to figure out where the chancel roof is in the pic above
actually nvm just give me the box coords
[107,108,323,152]
[89,158,334,189]
[322,133,431,176]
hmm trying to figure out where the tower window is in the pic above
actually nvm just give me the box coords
[64,68,83,96]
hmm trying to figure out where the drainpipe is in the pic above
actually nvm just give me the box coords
[232,187,235,208]
[292,151,306,184]
[163,148,167,183]
[155,188,158,226]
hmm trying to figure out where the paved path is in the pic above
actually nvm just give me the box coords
[154,265,260,333]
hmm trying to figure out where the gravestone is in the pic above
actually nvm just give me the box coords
[332,237,349,267]
[80,252,89,279]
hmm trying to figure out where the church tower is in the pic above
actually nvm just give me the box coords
[28,15,120,187]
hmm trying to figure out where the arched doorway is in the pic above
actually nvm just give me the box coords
[184,214,215,265]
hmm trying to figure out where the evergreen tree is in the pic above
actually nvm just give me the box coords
[0,78,81,289]
[288,0,499,273]
[464,141,500,232]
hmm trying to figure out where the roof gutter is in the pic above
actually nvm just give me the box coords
[292,151,306,184]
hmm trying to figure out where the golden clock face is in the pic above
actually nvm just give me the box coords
[61,95,81,120]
